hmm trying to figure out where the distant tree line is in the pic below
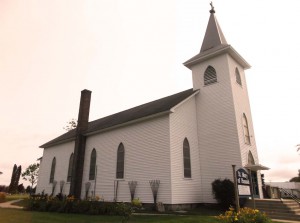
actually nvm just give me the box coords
[1,162,39,194]
[0,184,35,194]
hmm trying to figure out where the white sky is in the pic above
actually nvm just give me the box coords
[0,0,299,186]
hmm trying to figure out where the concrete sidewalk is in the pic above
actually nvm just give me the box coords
[0,200,23,209]
[272,220,300,223]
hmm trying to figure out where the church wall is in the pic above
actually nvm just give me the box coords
[228,56,263,198]
[192,54,243,203]
[82,115,172,204]
[169,96,202,204]
[228,56,259,166]
[36,141,74,195]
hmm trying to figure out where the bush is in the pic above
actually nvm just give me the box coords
[212,178,235,209]
[0,192,6,202]
[216,207,271,223]
[24,194,132,222]
[131,198,142,208]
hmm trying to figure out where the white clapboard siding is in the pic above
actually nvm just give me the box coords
[192,54,244,203]
[169,95,202,204]
[36,141,75,195]
[82,115,172,204]
[228,56,263,198]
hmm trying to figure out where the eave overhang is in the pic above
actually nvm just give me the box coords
[244,164,270,171]
[183,44,251,70]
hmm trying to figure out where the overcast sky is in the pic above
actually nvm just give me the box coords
[1,0,299,186]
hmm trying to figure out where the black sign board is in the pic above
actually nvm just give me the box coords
[236,168,251,196]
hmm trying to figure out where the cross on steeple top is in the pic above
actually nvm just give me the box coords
[210,1,215,13]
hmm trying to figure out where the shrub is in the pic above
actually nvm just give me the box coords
[217,207,271,223]
[24,194,132,222]
[212,178,235,209]
[131,198,142,208]
[0,192,6,202]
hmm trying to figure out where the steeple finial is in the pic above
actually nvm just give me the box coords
[210,1,215,13]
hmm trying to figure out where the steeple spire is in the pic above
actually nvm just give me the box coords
[200,2,227,52]
[183,3,250,70]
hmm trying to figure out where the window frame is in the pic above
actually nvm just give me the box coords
[248,151,255,165]
[183,138,192,178]
[89,149,97,181]
[116,143,125,179]
[204,66,217,86]
[67,153,73,182]
[242,114,251,145]
[235,67,242,86]
[49,157,56,183]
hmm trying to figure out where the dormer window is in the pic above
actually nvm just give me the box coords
[204,66,217,85]
[235,68,242,86]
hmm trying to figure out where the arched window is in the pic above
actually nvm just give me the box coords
[243,114,250,144]
[116,143,125,179]
[89,149,97,180]
[49,157,56,183]
[183,138,191,178]
[204,66,217,85]
[67,153,73,182]
[235,68,242,86]
[248,151,255,165]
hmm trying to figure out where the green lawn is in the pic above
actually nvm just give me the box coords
[0,208,288,223]
[0,198,287,223]
[0,208,219,223]
[0,194,29,203]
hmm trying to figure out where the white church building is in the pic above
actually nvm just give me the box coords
[36,6,266,207]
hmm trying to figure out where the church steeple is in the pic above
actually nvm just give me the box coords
[183,3,250,70]
[200,2,228,53]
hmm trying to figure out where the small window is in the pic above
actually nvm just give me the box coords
[204,66,217,85]
[89,149,96,180]
[49,157,56,183]
[67,153,73,182]
[116,143,125,179]
[243,114,251,144]
[248,151,255,165]
[235,68,242,86]
[183,138,191,178]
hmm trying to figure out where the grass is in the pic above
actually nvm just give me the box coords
[0,194,29,203]
[0,208,219,223]
[0,197,287,223]
[0,207,287,223]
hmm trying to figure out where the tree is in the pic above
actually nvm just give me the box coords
[297,144,300,154]
[22,163,39,194]
[290,169,300,182]
[8,164,22,194]
[18,184,25,193]
[63,119,77,132]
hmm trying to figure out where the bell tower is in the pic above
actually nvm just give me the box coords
[183,3,263,201]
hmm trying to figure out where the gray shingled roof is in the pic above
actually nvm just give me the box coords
[40,88,197,148]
